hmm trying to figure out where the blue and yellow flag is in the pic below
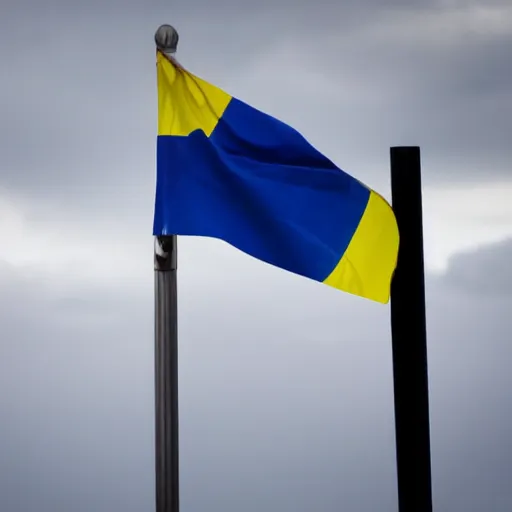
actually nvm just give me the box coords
[153,52,399,303]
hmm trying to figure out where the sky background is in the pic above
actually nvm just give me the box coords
[1,0,512,510]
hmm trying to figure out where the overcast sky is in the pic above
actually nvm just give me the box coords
[1,0,511,511]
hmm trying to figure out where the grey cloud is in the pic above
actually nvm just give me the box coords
[1,244,512,511]
[443,237,512,295]
[0,260,398,512]
[1,0,511,219]
[1,0,512,507]
[426,275,512,511]
[0,263,155,512]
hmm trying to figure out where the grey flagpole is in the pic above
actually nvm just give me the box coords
[154,25,180,512]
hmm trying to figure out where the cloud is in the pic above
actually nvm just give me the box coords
[0,261,155,512]
[422,181,512,271]
[1,237,512,511]
[1,0,511,510]
[443,237,512,294]
[1,0,511,217]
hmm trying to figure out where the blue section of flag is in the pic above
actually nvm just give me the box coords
[153,98,370,282]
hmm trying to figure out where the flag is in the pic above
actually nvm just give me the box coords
[153,51,399,303]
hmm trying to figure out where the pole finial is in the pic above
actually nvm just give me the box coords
[155,24,179,54]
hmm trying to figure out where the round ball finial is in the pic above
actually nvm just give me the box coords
[155,24,179,54]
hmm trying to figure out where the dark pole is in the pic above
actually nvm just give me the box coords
[154,24,180,512]
[154,235,179,512]
[390,146,432,512]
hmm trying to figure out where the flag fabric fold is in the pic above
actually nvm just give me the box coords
[154,51,399,303]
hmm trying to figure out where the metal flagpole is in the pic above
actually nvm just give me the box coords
[154,24,180,512]
[389,146,433,512]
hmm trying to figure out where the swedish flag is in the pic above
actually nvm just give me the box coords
[153,52,399,303]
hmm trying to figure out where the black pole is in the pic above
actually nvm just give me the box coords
[390,146,432,512]
[154,235,179,512]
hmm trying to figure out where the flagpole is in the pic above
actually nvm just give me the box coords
[389,146,432,512]
[154,25,180,512]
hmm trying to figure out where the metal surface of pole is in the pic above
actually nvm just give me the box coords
[390,146,432,512]
[155,235,179,512]
[154,24,180,512]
